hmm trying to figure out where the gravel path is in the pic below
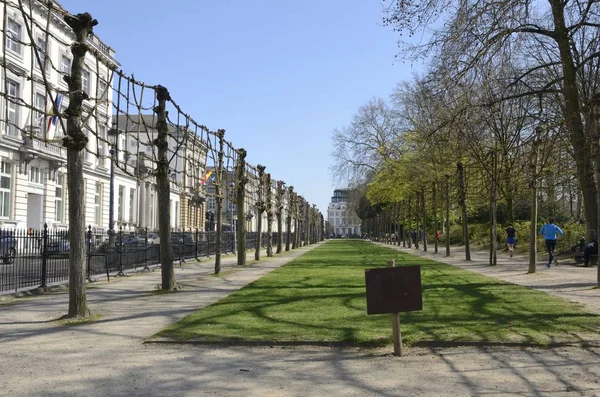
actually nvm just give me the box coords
[1,242,599,397]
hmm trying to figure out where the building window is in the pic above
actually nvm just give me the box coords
[34,92,45,133]
[97,124,106,162]
[82,69,90,94]
[95,182,102,225]
[98,79,107,98]
[6,80,20,136]
[96,125,106,160]
[6,19,21,53]
[35,36,47,71]
[118,186,124,222]
[54,120,64,137]
[129,189,135,223]
[60,55,71,74]
[55,174,64,222]
[29,166,42,184]
[0,161,12,217]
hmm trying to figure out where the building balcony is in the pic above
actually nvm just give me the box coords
[20,128,66,160]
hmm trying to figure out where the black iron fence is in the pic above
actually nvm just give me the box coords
[0,226,292,294]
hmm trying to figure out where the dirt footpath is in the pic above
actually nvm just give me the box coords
[1,243,599,397]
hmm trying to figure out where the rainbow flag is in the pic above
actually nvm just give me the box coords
[47,94,63,131]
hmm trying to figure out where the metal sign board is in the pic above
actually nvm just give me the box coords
[365,265,422,315]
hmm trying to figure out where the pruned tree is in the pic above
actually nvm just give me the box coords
[265,173,274,257]
[235,149,248,265]
[275,180,286,253]
[285,186,295,251]
[62,12,97,317]
[255,165,266,260]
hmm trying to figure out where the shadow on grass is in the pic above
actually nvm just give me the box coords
[157,240,600,347]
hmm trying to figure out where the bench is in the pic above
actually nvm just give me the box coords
[573,251,598,266]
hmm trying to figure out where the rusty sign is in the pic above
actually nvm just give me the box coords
[365,265,422,315]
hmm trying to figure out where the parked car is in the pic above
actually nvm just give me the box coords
[146,232,160,245]
[95,234,144,252]
[0,234,17,264]
[171,232,196,244]
[45,236,70,255]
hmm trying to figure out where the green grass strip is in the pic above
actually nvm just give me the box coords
[156,240,600,346]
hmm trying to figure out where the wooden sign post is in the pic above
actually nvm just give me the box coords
[365,260,423,357]
[388,260,402,356]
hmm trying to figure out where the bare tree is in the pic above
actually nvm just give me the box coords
[331,98,403,186]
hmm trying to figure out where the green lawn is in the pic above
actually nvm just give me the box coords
[155,240,600,346]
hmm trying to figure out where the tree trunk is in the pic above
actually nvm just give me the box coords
[422,187,428,252]
[407,196,412,248]
[214,130,225,274]
[235,149,247,265]
[401,200,406,247]
[256,215,263,260]
[266,173,273,257]
[550,0,597,240]
[292,218,298,250]
[155,86,175,290]
[415,191,420,250]
[255,165,266,261]
[276,212,283,251]
[576,186,582,222]
[490,147,498,266]
[62,13,98,317]
[285,214,292,251]
[276,181,285,253]
[286,187,294,251]
[457,163,471,261]
[395,202,401,246]
[528,128,541,274]
[445,174,451,257]
[433,182,438,254]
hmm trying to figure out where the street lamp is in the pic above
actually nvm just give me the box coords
[107,125,122,247]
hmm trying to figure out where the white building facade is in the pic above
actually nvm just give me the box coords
[0,0,119,233]
[327,189,360,237]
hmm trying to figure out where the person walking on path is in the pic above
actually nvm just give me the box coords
[505,224,517,257]
[539,218,564,267]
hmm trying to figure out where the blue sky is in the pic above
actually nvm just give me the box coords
[59,0,418,214]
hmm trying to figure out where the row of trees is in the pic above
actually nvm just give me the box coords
[11,2,324,318]
[332,0,600,281]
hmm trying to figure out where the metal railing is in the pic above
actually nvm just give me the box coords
[1,225,297,294]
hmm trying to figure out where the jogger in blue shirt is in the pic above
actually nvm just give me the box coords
[539,218,564,267]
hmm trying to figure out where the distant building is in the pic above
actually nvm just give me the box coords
[327,189,360,237]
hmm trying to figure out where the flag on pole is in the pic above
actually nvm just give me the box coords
[47,94,63,131]
[201,170,214,185]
